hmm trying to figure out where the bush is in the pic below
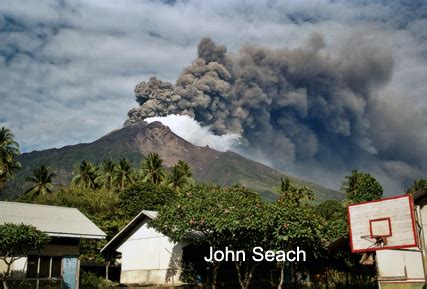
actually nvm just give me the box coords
[80,271,110,288]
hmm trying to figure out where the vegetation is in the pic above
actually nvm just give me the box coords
[341,170,383,204]
[0,223,49,289]
[0,127,21,189]
[141,152,166,185]
[0,125,416,288]
[24,165,56,199]
[72,160,98,189]
[96,160,116,190]
[407,179,427,193]
[0,121,343,201]
[113,158,134,192]
[167,160,193,191]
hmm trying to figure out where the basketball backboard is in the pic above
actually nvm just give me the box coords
[348,194,418,253]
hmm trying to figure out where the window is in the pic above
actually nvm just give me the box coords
[51,257,62,278]
[26,256,38,278]
[39,256,50,278]
[26,256,62,279]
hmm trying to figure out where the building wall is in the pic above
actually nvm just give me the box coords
[376,205,427,288]
[117,221,190,285]
[0,257,27,278]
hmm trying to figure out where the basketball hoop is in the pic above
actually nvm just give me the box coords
[348,194,418,253]
[360,235,388,249]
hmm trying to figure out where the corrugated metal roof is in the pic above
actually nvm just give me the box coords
[0,201,106,239]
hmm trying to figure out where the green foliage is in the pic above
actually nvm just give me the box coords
[316,200,348,243]
[276,177,315,205]
[407,179,427,193]
[0,223,49,288]
[150,184,268,288]
[347,173,383,204]
[151,184,265,247]
[0,127,21,189]
[341,169,361,195]
[96,160,116,190]
[316,200,345,220]
[0,223,49,258]
[24,165,56,198]
[270,181,321,253]
[80,271,113,288]
[72,160,98,189]
[166,160,194,191]
[141,152,166,185]
[119,181,176,221]
[113,158,134,192]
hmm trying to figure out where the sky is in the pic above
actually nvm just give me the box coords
[0,0,426,194]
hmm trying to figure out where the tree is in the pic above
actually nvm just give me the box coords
[119,181,175,221]
[270,181,321,289]
[113,159,134,192]
[0,223,49,289]
[141,153,166,185]
[150,185,267,289]
[72,160,98,189]
[0,127,21,189]
[407,179,427,193]
[96,160,116,190]
[316,200,345,220]
[346,173,383,204]
[276,177,314,205]
[25,165,56,198]
[167,160,193,191]
[341,169,362,195]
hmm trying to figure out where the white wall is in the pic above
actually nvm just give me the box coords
[0,257,27,278]
[376,205,427,286]
[117,220,190,285]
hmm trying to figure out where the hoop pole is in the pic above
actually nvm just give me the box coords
[415,205,427,284]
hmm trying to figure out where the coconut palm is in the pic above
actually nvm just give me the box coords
[25,165,56,197]
[72,160,98,189]
[167,160,193,191]
[279,177,293,193]
[0,127,21,188]
[341,169,361,195]
[113,158,134,192]
[96,160,116,190]
[141,153,166,185]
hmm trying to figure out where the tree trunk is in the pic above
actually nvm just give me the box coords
[105,261,110,280]
[3,262,11,289]
[211,260,219,289]
[278,261,285,289]
[235,260,258,289]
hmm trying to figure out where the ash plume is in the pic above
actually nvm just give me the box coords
[127,36,425,192]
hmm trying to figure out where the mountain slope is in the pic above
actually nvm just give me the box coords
[1,121,343,201]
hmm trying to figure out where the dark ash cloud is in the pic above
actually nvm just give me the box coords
[127,36,425,194]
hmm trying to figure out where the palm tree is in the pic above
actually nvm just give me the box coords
[25,165,56,198]
[96,160,116,190]
[72,160,98,189]
[279,177,293,193]
[167,160,193,191]
[278,177,314,204]
[141,153,166,185]
[113,158,134,192]
[341,169,361,195]
[0,127,21,188]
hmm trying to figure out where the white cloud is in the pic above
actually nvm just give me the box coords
[145,114,241,152]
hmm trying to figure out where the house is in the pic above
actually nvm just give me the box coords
[375,190,427,289]
[101,210,193,286]
[0,201,106,289]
